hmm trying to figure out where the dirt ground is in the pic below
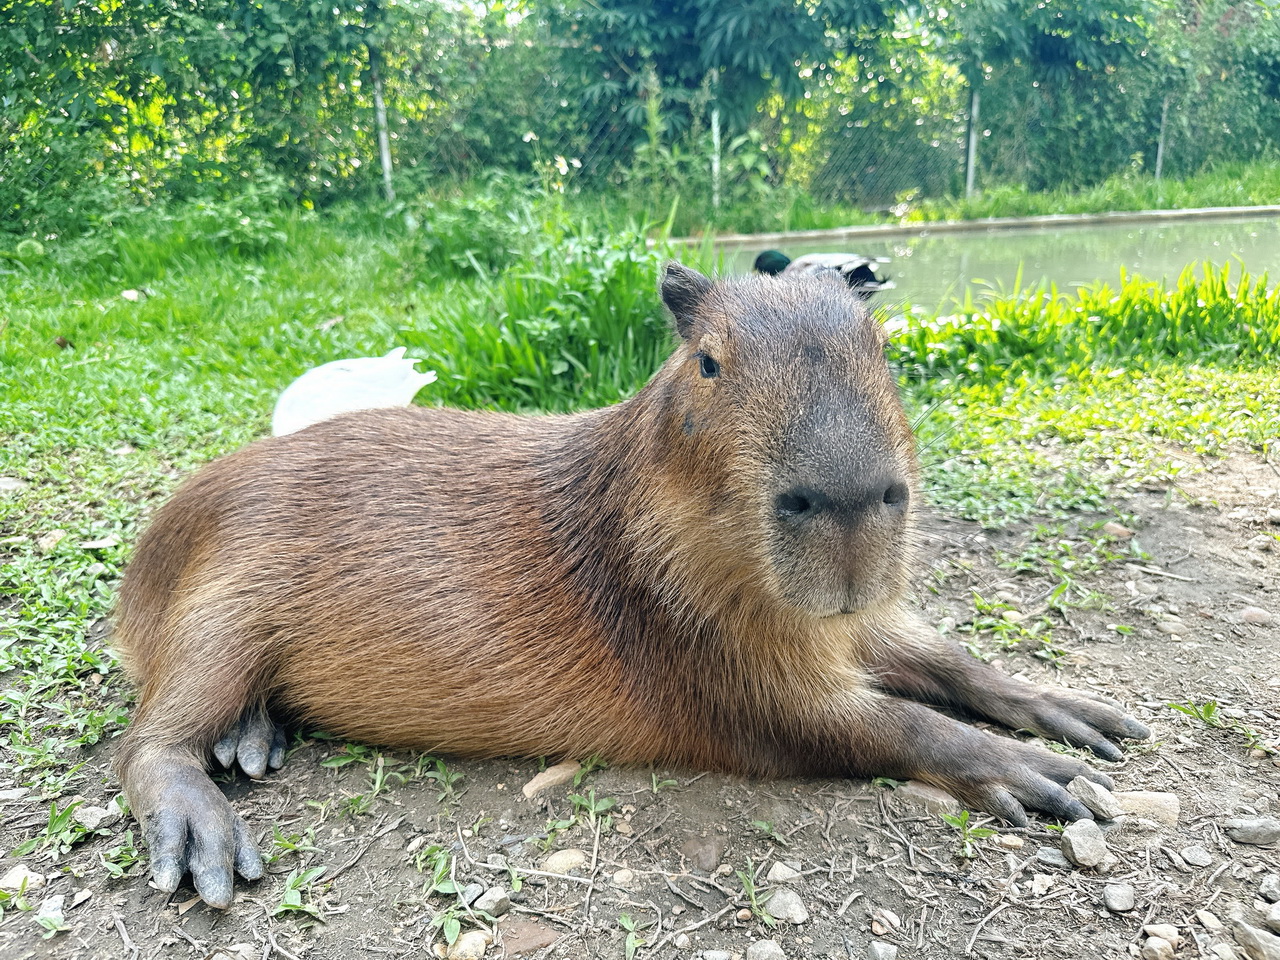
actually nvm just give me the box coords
[1,454,1278,960]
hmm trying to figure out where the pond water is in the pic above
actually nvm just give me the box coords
[722,215,1280,313]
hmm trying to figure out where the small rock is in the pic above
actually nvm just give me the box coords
[1103,522,1135,538]
[36,893,65,925]
[1223,818,1280,846]
[1157,620,1186,635]
[542,848,588,874]
[1181,845,1213,867]
[766,862,801,884]
[501,920,559,956]
[1114,791,1181,827]
[78,536,120,550]
[674,934,691,949]
[1262,875,1280,903]
[0,787,29,802]
[1213,946,1241,960]
[1144,924,1180,945]
[69,889,92,910]
[1104,883,1136,912]
[614,821,633,836]
[447,930,490,960]
[1069,777,1125,821]
[1269,507,1280,523]
[1247,535,1277,552]
[681,835,727,873]
[995,834,1024,849]
[870,907,901,935]
[73,804,119,832]
[460,882,485,906]
[1242,606,1275,626]
[474,886,510,917]
[0,865,47,894]
[1142,936,1175,960]
[1267,903,1280,936]
[767,888,809,925]
[611,869,635,888]
[702,952,734,960]
[1035,847,1072,869]
[1234,920,1280,960]
[1002,609,1026,623]
[36,529,67,553]
[1198,910,1225,932]
[521,760,581,798]
[745,940,786,960]
[1062,819,1109,867]
[736,908,753,922]
[1030,874,1054,896]
[0,477,28,492]
[895,780,960,816]
[868,943,899,960]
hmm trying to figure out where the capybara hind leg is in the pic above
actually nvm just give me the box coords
[121,749,262,908]
[213,704,286,779]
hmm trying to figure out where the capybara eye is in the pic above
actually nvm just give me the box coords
[697,353,720,379]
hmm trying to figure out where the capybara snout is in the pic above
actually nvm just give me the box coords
[114,261,1148,908]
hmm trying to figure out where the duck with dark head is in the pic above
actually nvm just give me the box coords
[112,263,1148,907]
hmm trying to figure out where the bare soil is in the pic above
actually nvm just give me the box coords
[2,455,1278,960]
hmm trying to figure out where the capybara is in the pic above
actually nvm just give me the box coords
[113,262,1148,907]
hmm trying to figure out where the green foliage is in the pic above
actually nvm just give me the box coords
[271,866,328,921]
[940,809,996,858]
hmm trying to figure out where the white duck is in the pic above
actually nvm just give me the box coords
[271,347,437,436]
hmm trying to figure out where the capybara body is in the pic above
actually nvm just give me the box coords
[114,264,1148,907]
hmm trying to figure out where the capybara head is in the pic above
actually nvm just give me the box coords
[655,262,919,618]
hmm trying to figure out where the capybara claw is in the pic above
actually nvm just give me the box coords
[212,707,286,779]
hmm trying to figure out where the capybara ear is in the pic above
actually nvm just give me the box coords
[660,262,714,340]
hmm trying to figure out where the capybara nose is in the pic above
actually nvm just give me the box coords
[776,477,909,523]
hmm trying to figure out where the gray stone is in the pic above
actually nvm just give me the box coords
[542,848,588,874]
[1198,910,1225,932]
[0,865,45,894]
[460,882,485,906]
[1069,777,1125,821]
[1262,875,1280,903]
[35,894,65,926]
[766,887,809,925]
[1114,791,1181,827]
[701,953,734,960]
[895,780,960,816]
[766,862,801,884]
[681,835,727,873]
[1181,845,1214,867]
[447,930,490,960]
[868,943,899,960]
[1144,924,1180,944]
[1103,882,1136,912]
[1062,819,1109,867]
[1142,937,1175,960]
[745,941,786,960]
[1034,847,1072,869]
[1223,818,1280,845]
[0,787,30,802]
[1242,606,1275,626]
[474,886,510,917]
[1234,921,1280,960]
[0,477,28,492]
[1266,903,1280,936]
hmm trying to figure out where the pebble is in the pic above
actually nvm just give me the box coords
[1069,777,1125,820]
[681,835,727,873]
[1103,522,1135,538]
[0,865,46,893]
[1103,882,1136,912]
[868,943,899,960]
[1268,903,1280,936]
[36,894,65,925]
[1242,606,1275,626]
[1233,920,1280,960]
[737,908,754,922]
[1181,845,1213,867]
[766,862,801,884]
[521,759,581,798]
[1262,875,1280,903]
[542,848,588,874]
[1223,817,1280,845]
[1142,937,1175,960]
[1114,791,1181,827]
[1269,507,1280,523]
[995,834,1024,849]
[871,907,901,935]
[1062,819,1109,867]
[0,787,29,802]
[702,952,734,960]
[36,529,66,553]
[473,886,510,917]
[0,477,28,492]
[447,930,490,959]
[1034,847,1072,869]
[1144,924,1180,944]
[1157,620,1186,635]
[460,882,485,906]
[745,941,786,960]
[894,780,960,816]
[611,869,635,888]
[674,934,691,949]
[767,888,809,925]
[1211,946,1240,960]
[1198,910,1224,932]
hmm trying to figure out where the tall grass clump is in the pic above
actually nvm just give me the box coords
[893,262,1280,383]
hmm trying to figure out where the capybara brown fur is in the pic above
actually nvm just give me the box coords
[113,263,1148,907]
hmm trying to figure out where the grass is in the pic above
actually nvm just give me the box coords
[1,198,1278,878]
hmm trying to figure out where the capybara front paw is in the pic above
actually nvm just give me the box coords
[1015,688,1150,762]
[145,770,262,908]
[212,705,286,779]
[930,737,1108,827]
